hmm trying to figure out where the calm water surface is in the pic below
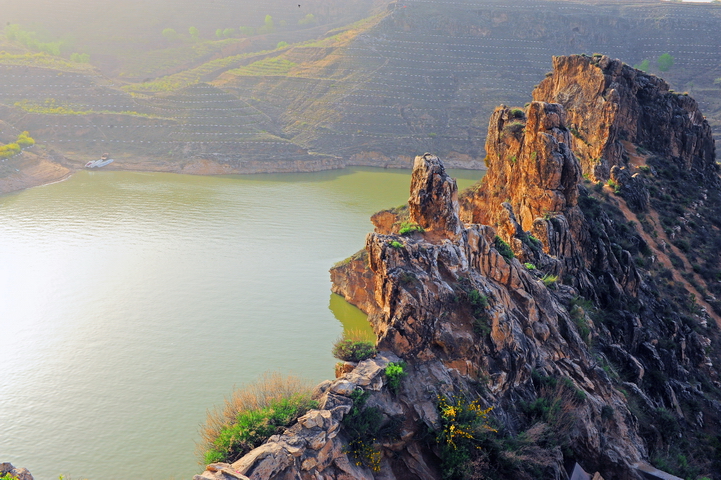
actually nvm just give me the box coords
[0,167,482,480]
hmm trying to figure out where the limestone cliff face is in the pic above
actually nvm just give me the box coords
[198,56,721,480]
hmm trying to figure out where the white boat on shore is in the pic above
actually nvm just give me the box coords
[85,153,114,168]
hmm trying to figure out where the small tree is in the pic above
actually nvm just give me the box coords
[215,28,223,39]
[189,26,199,39]
[298,13,316,26]
[70,52,90,63]
[657,53,674,72]
[16,131,35,148]
[162,28,178,41]
[634,59,649,72]
[259,14,275,34]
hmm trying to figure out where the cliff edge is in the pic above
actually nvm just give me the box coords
[198,55,721,480]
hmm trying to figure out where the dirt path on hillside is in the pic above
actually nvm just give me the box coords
[605,184,721,328]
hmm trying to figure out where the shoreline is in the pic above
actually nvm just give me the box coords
[0,153,485,196]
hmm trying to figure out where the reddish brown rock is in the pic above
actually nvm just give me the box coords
[217,54,721,480]
[533,54,715,182]
[408,153,462,236]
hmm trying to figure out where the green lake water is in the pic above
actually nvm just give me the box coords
[0,167,482,480]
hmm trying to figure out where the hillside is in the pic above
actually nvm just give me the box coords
[2,0,721,188]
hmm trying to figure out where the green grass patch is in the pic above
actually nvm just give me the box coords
[199,373,317,465]
[398,221,424,236]
[226,57,297,77]
[0,51,94,72]
[384,362,407,395]
[493,236,515,261]
[14,98,155,118]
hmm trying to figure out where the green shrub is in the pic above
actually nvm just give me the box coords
[0,474,19,480]
[503,121,525,136]
[509,108,524,118]
[541,274,558,288]
[524,262,536,270]
[298,13,317,26]
[16,131,35,147]
[0,131,34,158]
[199,373,317,465]
[467,289,491,337]
[473,317,491,337]
[569,302,590,344]
[634,59,649,72]
[343,389,384,472]
[468,289,488,310]
[0,143,21,159]
[384,362,407,395]
[388,240,404,249]
[607,179,620,194]
[657,53,674,72]
[493,236,515,261]
[436,394,495,480]
[525,233,542,251]
[332,330,376,362]
[70,52,90,63]
[398,222,424,236]
[601,405,615,421]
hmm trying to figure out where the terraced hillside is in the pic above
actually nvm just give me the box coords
[2,0,721,178]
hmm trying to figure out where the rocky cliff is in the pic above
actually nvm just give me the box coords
[197,55,721,480]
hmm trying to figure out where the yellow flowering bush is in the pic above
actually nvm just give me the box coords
[436,394,495,479]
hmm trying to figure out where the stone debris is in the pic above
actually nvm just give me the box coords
[0,463,34,480]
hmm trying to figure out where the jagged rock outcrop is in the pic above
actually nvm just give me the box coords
[458,101,597,294]
[532,54,716,184]
[205,153,646,480]
[408,153,463,237]
[202,55,721,480]
[0,463,33,480]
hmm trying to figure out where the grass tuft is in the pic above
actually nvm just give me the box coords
[198,372,317,465]
[332,329,377,362]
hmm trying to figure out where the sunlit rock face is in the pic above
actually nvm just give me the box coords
[199,55,721,480]
[533,54,715,183]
